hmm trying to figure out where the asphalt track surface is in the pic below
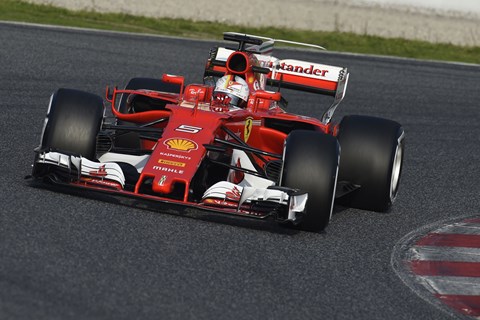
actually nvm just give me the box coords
[0,22,479,320]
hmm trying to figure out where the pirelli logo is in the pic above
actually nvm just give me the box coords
[158,159,186,167]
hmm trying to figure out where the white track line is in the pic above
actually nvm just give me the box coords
[420,276,480,296]
[410,246,480,263]
[436,223,480,235]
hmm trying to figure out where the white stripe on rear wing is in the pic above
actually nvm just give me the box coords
[213,47,346,94]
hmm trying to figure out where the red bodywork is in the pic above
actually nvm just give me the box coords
[105,65,336,204]
[34,33,350,222]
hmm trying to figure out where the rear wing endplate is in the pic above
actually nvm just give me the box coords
[320,70,349,124]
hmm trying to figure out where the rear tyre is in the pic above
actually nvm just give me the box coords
[337,115,405,212]
[115,78,181,149]
[40,88,104,159]
[281,130,340,232]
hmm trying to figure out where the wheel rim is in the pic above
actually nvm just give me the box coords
[390,133,404,200]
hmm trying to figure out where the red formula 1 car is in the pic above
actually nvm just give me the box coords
[31,32,405,232]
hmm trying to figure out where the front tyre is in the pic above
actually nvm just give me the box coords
[39,88,104,159]
[281,130,340,232]
[337,115,405,212]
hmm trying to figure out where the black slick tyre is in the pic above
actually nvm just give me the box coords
[281,130,340,232]
[39,88,104,159]
[337,115,405,212]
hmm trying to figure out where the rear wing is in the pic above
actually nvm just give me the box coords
[204,33,349,124]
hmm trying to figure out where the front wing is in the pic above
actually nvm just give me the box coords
[32,151,307,225]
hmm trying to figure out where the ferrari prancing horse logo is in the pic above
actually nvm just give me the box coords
[244,117,253,142]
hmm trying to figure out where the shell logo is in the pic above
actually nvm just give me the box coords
[163,138,198,152]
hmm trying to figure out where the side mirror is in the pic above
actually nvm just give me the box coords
[162,74,185,95]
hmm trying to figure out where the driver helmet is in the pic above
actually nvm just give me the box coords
[212,75,249,109]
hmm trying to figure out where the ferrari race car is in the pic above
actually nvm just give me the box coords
[30,32,405,232]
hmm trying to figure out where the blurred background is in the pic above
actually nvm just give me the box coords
[350,0,480,15]
[24,0,480,46]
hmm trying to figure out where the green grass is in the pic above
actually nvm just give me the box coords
[1,0,479,64]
